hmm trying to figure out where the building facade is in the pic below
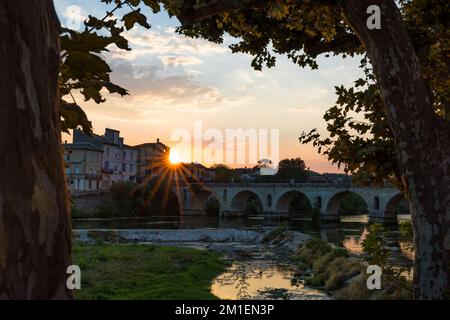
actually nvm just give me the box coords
[135,139,170,184]
[72,128,138,189]
[64,142,103,192]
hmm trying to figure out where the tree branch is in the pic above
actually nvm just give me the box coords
[176,0,271,24]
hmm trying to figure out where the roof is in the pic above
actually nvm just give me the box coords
[123,144,139,150]
[134,142,170,149]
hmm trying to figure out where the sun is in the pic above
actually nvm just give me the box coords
[169,152,182,165]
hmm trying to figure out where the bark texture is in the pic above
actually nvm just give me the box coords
[0,0,73,299]
[342,0,450,299]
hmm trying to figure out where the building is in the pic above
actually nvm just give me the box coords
[64,142,103,192]
[134,139,170,184]
[72,128,138,188]
[100,129,138,187]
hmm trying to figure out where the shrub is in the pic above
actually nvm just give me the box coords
[295,238,413,299]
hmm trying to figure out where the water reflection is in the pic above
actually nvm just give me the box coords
[211,261,328,300]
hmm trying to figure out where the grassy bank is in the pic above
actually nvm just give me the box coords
[73,243,228,300]
[293,239,412,299]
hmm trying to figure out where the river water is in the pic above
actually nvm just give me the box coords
[73,214,413,300]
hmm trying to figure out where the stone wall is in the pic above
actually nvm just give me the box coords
[71,190,112,216]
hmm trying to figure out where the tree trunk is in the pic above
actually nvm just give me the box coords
[342,0,450,299]
[0,0,73,299]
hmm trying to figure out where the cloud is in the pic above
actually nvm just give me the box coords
[109,59,224,110]
[160,55,202,66]
[107,28,228,62]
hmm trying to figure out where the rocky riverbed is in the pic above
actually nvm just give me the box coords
[73,228,331,300]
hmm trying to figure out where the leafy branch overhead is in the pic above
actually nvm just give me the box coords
[59,0,448,191]
[167,0,447,187]
[59,0,161,134]
[299,0,449,189]
[58,0,365,135]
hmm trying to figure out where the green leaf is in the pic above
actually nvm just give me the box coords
[61,31,115,53]
[60,100,93,135]
[122,9,151,30]
[62,51,111,83]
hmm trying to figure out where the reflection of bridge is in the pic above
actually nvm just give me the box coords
[172,182,405,223]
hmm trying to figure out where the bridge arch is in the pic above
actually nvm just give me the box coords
[383,193,408,219]
[324,190,369,218]
[230,190,264,214]
[274,190,313,214]
[149,188,181,215]
[204,195,221,215]
[188,190,212,211]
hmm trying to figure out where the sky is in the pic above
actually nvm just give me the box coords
[55,0,364,173]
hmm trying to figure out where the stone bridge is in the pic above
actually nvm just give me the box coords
[172,182,405,223]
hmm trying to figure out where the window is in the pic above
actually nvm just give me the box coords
[316,196,322,209]
[129,164,133,172]
[122,163,126,172]
[267,194,272,207]
[106,148,110,157]
[123,151,126,160]
[223,189,227,202]
[105,161,109,169]
[374,196,380,210]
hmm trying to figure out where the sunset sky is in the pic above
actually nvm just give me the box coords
[55,0,364,173]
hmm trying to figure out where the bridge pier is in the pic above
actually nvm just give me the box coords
[368,209,398,225]
[368,216,398,224]
[219,210,247,217]
[319,214,340,223]
[180,208,205,216]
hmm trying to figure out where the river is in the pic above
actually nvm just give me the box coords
[73,214,413,300]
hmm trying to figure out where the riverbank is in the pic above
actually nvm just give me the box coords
[292,239,413,299]
[72,223,413,300]
[73,227,329,300]
[73,243,228,299]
